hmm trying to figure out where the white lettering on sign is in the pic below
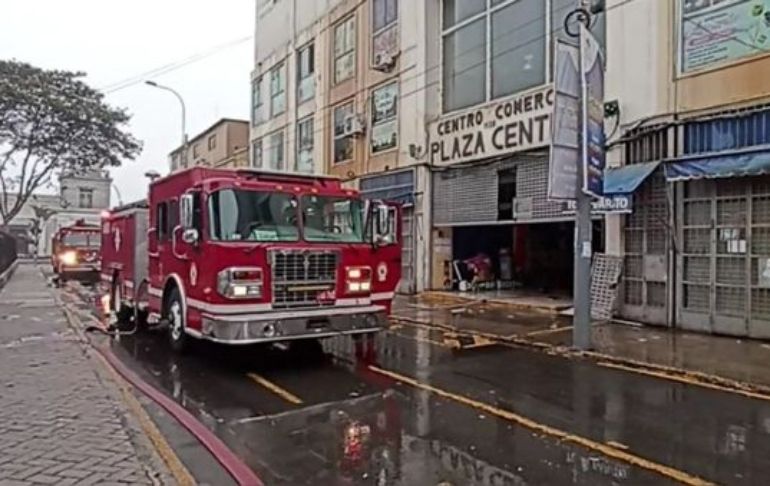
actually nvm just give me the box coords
[429,85,555,166]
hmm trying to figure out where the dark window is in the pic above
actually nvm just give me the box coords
[168,199,179,233]
[156,202,169,241]
[497,168,517,220]
[208,134,217,150]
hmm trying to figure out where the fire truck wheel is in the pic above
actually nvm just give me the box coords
[166,289,188,353]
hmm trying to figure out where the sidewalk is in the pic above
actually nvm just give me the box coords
[0,263,169,485]
[393,295,770,391]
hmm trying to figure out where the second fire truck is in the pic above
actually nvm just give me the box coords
[101,167,401,352]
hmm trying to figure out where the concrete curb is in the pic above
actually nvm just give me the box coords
[390,315,770,401]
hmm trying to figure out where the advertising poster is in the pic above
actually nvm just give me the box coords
[681,0,770,73]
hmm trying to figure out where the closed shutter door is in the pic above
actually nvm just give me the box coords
[620,169,668,325]
[678,176,770,337]
[399,207,415,294]
[432,152,564,225]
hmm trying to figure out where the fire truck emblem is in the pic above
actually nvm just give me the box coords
[377,262,388,282]
[113,227,122,252]
[189,263,198,287]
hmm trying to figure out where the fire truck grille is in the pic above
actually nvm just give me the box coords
[270,250,339,309]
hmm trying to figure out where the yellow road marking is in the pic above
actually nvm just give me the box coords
[597,361,770,403]
[525,325,573,337]
[607,440,630,450]
[369,365,713,486]
[247,373,303,405]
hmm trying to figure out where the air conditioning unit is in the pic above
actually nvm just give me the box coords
[373,51,396,72]
[343,114,366,137]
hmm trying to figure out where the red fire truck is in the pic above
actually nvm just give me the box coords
[101,168,401,352]
[51,220,101,283]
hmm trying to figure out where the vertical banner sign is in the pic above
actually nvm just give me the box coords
[548,40,581,200]
[580,23,606,198]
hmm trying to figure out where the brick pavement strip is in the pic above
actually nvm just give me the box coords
[0,265,174,485]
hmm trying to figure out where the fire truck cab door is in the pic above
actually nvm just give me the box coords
[370,202,401,312]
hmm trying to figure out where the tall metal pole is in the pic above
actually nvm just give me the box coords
[145,81,188,167]
[567,5,594,351]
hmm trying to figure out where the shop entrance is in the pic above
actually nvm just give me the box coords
[450,221,604,295]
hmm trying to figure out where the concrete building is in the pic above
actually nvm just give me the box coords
[169,118,250,171]
[607,0,770,337]
[252,0,435,293]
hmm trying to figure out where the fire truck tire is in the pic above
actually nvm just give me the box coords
[166,288,188,353]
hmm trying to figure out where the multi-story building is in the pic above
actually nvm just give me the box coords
[252,0,434,293]
[169,118,249,171]
[608,0,770,337]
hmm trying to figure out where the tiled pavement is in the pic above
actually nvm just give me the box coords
[0,264,168,485]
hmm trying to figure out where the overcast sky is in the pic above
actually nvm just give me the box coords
[0,0,254,203]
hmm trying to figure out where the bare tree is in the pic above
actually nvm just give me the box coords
[0,60,141,225]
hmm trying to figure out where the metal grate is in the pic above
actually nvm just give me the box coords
[591,254,624,321]
[716,257,746,285]
[684,284,710,311]
[716,286,746,317]
[684,256,710,282]
[647,282,666,308]
[269,250,338,309]
[752,289,770,320]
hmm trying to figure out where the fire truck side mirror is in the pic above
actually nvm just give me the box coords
[375,203,390,238]
[180,194,195,230]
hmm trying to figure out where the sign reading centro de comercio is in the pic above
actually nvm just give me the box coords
[429,85,554,166]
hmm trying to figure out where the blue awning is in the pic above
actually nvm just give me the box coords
[603,161,661,195]
[665,151,770,181]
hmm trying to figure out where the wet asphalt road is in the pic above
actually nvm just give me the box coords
[69,286,770,485]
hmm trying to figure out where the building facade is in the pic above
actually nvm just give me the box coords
[252,0,434,293]
[608,0,770,337]
[169,118,250,171]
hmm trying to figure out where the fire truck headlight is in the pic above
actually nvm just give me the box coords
[347,268,362,279]
[360,281,371,292]
[59,251,77,266]
[347,282,362,293]
[217,268,263,299]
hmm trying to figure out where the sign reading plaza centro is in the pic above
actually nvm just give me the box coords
[428,85,554,166]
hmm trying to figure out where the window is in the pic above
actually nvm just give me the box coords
[296,117,314,173]
[208,189,299,242]
[78,188,94,209]
[252,139,263,168]
[372,0,398,58]
[371,82,398,153]
[442,0,546,112]
[62,231,100,248]
[252,76,264,125]
[334,17,356,84]
[193,144,200,158]
[302,195,365,243]
[268,130,284,170]
[208,134,217,150]
[333,102,355,164]
[297,43,315,103]
[156,202,169,241]
[269,63,286,117]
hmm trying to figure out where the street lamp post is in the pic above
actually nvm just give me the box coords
[145,80,188,167]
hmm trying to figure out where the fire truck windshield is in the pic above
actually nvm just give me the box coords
[301,195,364,243]
[208,189,300,242]
[62,232,99,247]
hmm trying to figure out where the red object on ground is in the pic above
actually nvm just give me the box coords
[96,344,264,486]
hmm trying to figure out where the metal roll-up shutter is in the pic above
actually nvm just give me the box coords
[432,152,562,226]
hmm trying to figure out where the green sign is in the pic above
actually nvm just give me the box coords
[681,0,770,73]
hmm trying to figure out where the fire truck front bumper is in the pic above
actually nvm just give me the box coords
[194,305,387,345]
